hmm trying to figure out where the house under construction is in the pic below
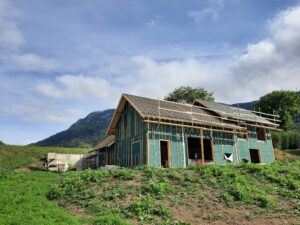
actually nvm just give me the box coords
[92,94,280,168]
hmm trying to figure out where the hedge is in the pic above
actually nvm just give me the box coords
[272,131,300,150]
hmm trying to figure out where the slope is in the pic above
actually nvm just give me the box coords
[34,109,115,148]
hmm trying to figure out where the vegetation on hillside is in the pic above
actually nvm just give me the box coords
[0,144,89,172]
[164,86,214,103]
[0,172,83,225]
[0,144,299,225]
[272,131,300,150]
[34,109,114,148]
[255,90,300,130]
[47,161,300,225]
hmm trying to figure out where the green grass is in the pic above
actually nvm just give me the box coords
[0,144,299,224]
[48,161,300,225]
[0,144,90,172]
[0,171,83,225]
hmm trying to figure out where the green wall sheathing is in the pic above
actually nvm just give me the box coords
[147,123,274,167]
[110,102,147,167]
[212,131,235,164]
[110,101,274,168]
[147,125,239,167]
[237,128,274,163]
[148,124,186,168]
[98,151,106,167]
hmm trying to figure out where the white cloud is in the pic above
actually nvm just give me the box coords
[37,5,300,104]
[8,53,58,72]
[36,56,225,104]
[0,0,23,47]
[188,0,225,22]
[37,74,114,100]
[188,8,219,22]
[0,103,87,124]
[2,3,300,134]
[224,5,300,101]
[0,0,61,72]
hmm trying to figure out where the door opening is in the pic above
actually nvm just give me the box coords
[187,137,201,165]
[203,138,213,162]
[249,149,260,163]
[160,141,170,167]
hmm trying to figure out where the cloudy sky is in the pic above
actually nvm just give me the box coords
[0,0,300,145]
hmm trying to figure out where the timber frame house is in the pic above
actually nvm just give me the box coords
[91,93,280,168]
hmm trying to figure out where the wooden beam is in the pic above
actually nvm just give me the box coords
[244,123,281,131]
[146,124,150,166]
[258,149,262,163]
[200,128,204,165]
[159,106,247,125]
[210,133,215,163]
[144,119,246,134]
[156,107,243,130]
[168,140,171,168]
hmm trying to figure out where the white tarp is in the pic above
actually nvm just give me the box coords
[224,153,233,162]
[47,153,85,172]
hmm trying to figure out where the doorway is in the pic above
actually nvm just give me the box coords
[187,137,201,160]
[203,138,213,162]
[160,140,170,167]
[249,149,261,163]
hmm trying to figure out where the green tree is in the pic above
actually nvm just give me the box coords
[165,86,214,104]
[255,90,300,130]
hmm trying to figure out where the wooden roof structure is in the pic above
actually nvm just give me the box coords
[107,94,245,135]
[95,135,115,149]
[193,99,279,128]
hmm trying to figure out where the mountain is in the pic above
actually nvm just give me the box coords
[34,109,115,148]
[231,101,258,110]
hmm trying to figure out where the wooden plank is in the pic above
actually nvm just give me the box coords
[258,149,262,163]
[210,138,215,163]
[144,119,247,134]
[168,140,172,168]
[146,123,150,166]
[263,128,267,142]
[200,128,204,165]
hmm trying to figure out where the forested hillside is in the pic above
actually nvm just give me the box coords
[35,109,114,148]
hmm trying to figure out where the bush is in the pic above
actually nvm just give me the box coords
[125,196,169,221]
[141,180,174,196]
[111,169,135,180]
[272,131,300,149]
[93,214,130,225]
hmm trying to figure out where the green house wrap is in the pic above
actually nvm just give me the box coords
[94,94,278,168]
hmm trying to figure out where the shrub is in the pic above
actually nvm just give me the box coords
[257,195,276,208]
[111,169,135,180]
[93,214,130,225]
[141,180,174,196]
[272,131,300,149]
[125,195,169,221]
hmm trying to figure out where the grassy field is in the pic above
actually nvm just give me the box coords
[47,162,300,225]
[0,144,90,172]
[0,144,299,225]
[0,172,84,225]
[0,144,90,225]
